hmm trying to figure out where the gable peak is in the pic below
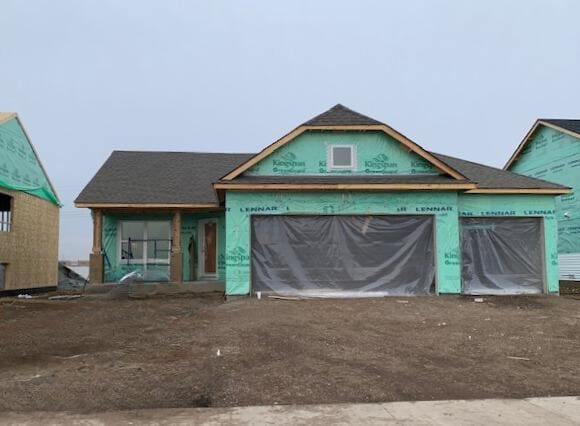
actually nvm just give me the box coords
[303,104,383,126]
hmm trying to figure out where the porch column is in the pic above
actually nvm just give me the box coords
[89,209,104,284]
[170,211,183,282]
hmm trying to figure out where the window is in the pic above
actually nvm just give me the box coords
[328,145,355,170]
[0,193,12,232]
[0,263,6,290]
[119,221,171,264]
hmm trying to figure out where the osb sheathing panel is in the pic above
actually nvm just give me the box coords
[0,187,59,290]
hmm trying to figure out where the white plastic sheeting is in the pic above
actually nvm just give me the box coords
[460,217,544,295]
[251,215,435,297]
[559,253,580,281]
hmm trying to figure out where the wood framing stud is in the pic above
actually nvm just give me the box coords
[170,211,183,283]
[89,209,104,284]
[92,209,103,254]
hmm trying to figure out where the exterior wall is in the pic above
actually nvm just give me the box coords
[509,125,580,256]
[180,212,226,281]
[101,211,225,283]
[225,191,461,295]
[225,191,560,296]
[458,194,559,293]
[0,187,59,290]
[245,131,439,176]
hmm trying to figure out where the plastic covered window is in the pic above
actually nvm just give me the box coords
[120,221,170,264]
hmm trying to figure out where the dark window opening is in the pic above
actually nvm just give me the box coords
[0,263,6,290]
[0,193,12,232]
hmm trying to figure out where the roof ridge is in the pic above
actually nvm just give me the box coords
[112,150,256,155]
[540,118,580,121]
[302,103,384,126]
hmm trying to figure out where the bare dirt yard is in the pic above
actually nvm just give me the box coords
[0,292,579,413]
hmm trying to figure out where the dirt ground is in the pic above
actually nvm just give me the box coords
[0,292,579,413]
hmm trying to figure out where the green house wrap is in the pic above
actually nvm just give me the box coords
[76,104,569,296]
[0,115,60,206]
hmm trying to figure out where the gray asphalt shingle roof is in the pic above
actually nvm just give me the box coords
[76,106,569,206]
[541,119,580,136]
[430,152,567,190]
[303,104,384,126]
[75,151,253,205]
[76,149,567,206]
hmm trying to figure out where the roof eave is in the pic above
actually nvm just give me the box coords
[74,202,222,209]
[465,188,570,195]
[213,182,478,191]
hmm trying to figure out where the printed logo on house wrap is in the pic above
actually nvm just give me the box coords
[415,206,453,212]
[218,254,226,270]
[364,154,397,173]
[460,210,516,216]
[240,206,281,213]
[225,246,250,266]
[444,248,460,266]
[272,152,306,173]
[410,159,435,174]
[534,134,548,150]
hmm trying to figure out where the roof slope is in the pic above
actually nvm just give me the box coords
[431,153,567,190]
[76,150,567,206]
[303,104,384,126]
[541,119,580,136]
[75,151,253,205]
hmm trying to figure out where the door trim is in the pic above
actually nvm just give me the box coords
[198,219,218,280]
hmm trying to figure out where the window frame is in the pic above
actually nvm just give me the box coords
[328,144,356,171]
[0,192,13,233]
[0,262,7,290]
[117,220,171,265]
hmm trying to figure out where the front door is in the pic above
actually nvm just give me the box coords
[198,219,217,279]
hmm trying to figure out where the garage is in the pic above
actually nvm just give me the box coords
[251,215,435,297]
[460,217,545,294]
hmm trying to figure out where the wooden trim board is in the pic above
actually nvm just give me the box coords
[75,202,220,209]
[214,182,478,191]
[504,119,580,169]
[465,188,570,195]
[220,124,468,181]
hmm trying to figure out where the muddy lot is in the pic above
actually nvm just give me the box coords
[0,292,579,413]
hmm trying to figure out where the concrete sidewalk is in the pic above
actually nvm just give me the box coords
[2,396,579,425]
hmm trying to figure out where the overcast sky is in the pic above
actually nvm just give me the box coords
[1,0,580,260]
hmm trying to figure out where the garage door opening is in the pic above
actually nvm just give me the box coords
[460,217,545,295]
[251,215,435,297]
